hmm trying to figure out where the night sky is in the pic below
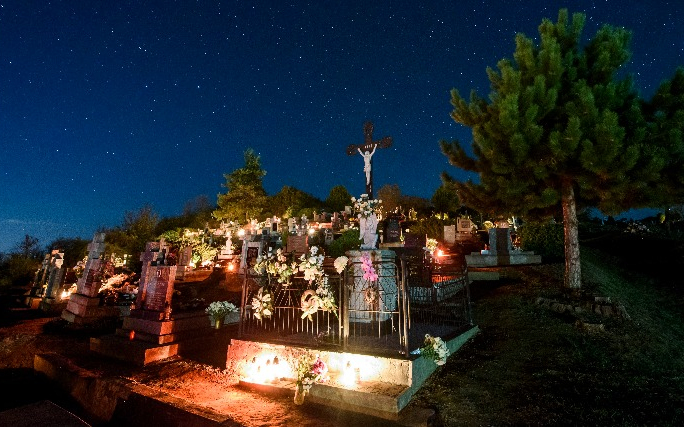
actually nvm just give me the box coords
[1,1,682,253]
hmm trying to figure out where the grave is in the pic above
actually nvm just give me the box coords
[465,227,541,273]
[230,326,479,420]
[91,240,212,366]
[62,233,122,325]
[175,246,194,280]
[285,234,308,257]
[38,249,68,314]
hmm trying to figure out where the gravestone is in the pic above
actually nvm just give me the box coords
[384,218,401,243]
[24,252,53,308]
[39,250,67,313]
[288,218,298,234]
[465,227,541,269]
[323,228,334,246]
[176,245,194,280]
[286,234,308,257]
[240,240,265,274]
[457,217,472,232]
[92,239,211,366]
[62,233,121,324]
[444,225,456,246]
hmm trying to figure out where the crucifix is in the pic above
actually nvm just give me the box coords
[346,121,393,199]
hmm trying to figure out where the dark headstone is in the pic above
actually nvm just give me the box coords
[384,218,401,243]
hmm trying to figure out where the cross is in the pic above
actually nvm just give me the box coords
[346,121,393,199]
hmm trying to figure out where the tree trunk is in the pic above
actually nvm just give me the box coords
[561,180,581,289]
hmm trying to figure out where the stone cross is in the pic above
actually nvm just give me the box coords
[346,121,393,199]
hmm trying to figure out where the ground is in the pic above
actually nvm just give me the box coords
[1,233,683,426]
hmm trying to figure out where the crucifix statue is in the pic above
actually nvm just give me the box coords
[346,121,393,198]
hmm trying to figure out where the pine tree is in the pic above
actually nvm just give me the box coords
[213,149,268,223]
[441,10,658,289]
[642,68,684,206]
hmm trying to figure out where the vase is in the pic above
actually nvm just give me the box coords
[293,383,307,405]
[214,318,222,329]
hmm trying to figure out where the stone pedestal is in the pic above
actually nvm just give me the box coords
[62,293,121,325]
[346,250,397,323]
[90,311,214,366]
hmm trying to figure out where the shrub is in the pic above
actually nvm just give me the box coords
[327,229,360,257]
[517,221,564,261]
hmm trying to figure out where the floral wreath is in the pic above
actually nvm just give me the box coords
[253,248,297,286]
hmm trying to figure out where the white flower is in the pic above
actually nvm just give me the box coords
[333,256,348,274]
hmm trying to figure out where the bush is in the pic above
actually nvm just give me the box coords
[517,221,564,261]
[327,229,360,257]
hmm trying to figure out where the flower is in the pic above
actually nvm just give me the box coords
[254,248,297,286]
[298,246,325,284]
[251,287,273,320]
[205,300,238,321]
[424,238,438,254]
[296,353,328,390]
[352,194,381,218]
[298,247,338,321]
[420,334,450,366]
[333,256,348,274]
[360,252,378,282]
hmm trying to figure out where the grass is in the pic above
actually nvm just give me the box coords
[409,247,684,426]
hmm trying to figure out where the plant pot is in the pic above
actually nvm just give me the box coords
[214,318,222,329]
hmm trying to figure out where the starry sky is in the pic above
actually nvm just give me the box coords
[1,1,682,253]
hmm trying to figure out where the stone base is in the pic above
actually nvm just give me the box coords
[465,251,541,267]
[25,296,43,309]
[39,297,68,314]
[62,293,121,325]
[228,326,479,417]
[90,311,214,365]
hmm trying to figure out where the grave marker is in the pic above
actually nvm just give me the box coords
[346,121,393,198]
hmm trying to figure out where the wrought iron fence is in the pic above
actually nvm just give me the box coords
[238,251,473,358]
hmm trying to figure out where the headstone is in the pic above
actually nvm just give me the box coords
[444,225,456,246]
[384,218,401,243]
[24,252,53,308]
[324,229,334,246]
[288,218,298,234]
[286,235,308,257]
[457,217,472,232]
[76,233,107,298]
[403,233,425,248]
[240,240,265,274]
[38,250,68,313]
[62,233,121,324]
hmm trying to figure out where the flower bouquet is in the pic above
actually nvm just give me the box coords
[254,248,297,286]
[351,194,381,218]
[205,300,238,328]
[294,353,328,404]
[251,287,273,320]
[420,334,450,366]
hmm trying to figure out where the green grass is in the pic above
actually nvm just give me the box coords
[408,249,684,426]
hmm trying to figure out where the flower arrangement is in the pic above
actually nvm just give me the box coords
[251,287,273,320]
[254,248,297,286]
[298,246,325,284]
[351,194,382,218]
[333,255,348,274]
[420,334,450,366]
[205,300,238,322]
[296,353,328,391]
[360,252,378,282]
[424,238,438,255]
